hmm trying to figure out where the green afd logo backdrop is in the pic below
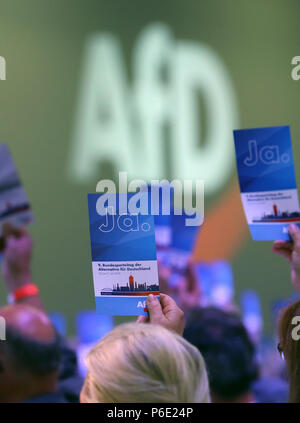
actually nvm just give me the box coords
[68,23,239,196]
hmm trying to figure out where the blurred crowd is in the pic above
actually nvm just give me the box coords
[0,221,300,403]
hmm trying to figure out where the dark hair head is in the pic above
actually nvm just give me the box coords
[183,307,258,401]
[0,324,61,377]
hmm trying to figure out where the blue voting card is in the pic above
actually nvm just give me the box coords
[87,193,159,316]
[233,126,300,240]
[146,182,174,248]
[154,213,172,248]
[169,212,200,271]
[194,261,234,307]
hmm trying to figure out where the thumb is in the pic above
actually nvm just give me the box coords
[289,224,300,247]
[147,294,163,323]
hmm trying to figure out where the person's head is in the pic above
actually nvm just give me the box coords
[184,307,258,403]
[0,304,61,402]
[80,322,210,403]
[278,300,300,403]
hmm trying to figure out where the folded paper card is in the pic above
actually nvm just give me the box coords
[233,126,300,240]
[87,193,159,315]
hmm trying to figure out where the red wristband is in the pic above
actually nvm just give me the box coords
[13,283,39,302]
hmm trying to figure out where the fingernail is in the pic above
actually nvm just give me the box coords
[147,294,155,303]
[290,223,297,232]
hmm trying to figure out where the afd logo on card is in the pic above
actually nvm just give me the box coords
[137,300,147,309]
[244,140,290,167]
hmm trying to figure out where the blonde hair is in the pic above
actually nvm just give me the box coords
[80,323,210,403]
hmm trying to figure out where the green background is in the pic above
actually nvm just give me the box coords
[0,0,299,334]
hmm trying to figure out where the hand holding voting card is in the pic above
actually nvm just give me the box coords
[87,193,159,315]
[233,126,300,240]
[0,144,33,236]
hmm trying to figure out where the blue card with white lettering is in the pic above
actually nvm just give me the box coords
[169,212,200,270]
[87,193,159,315]
[233,126,300,240]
